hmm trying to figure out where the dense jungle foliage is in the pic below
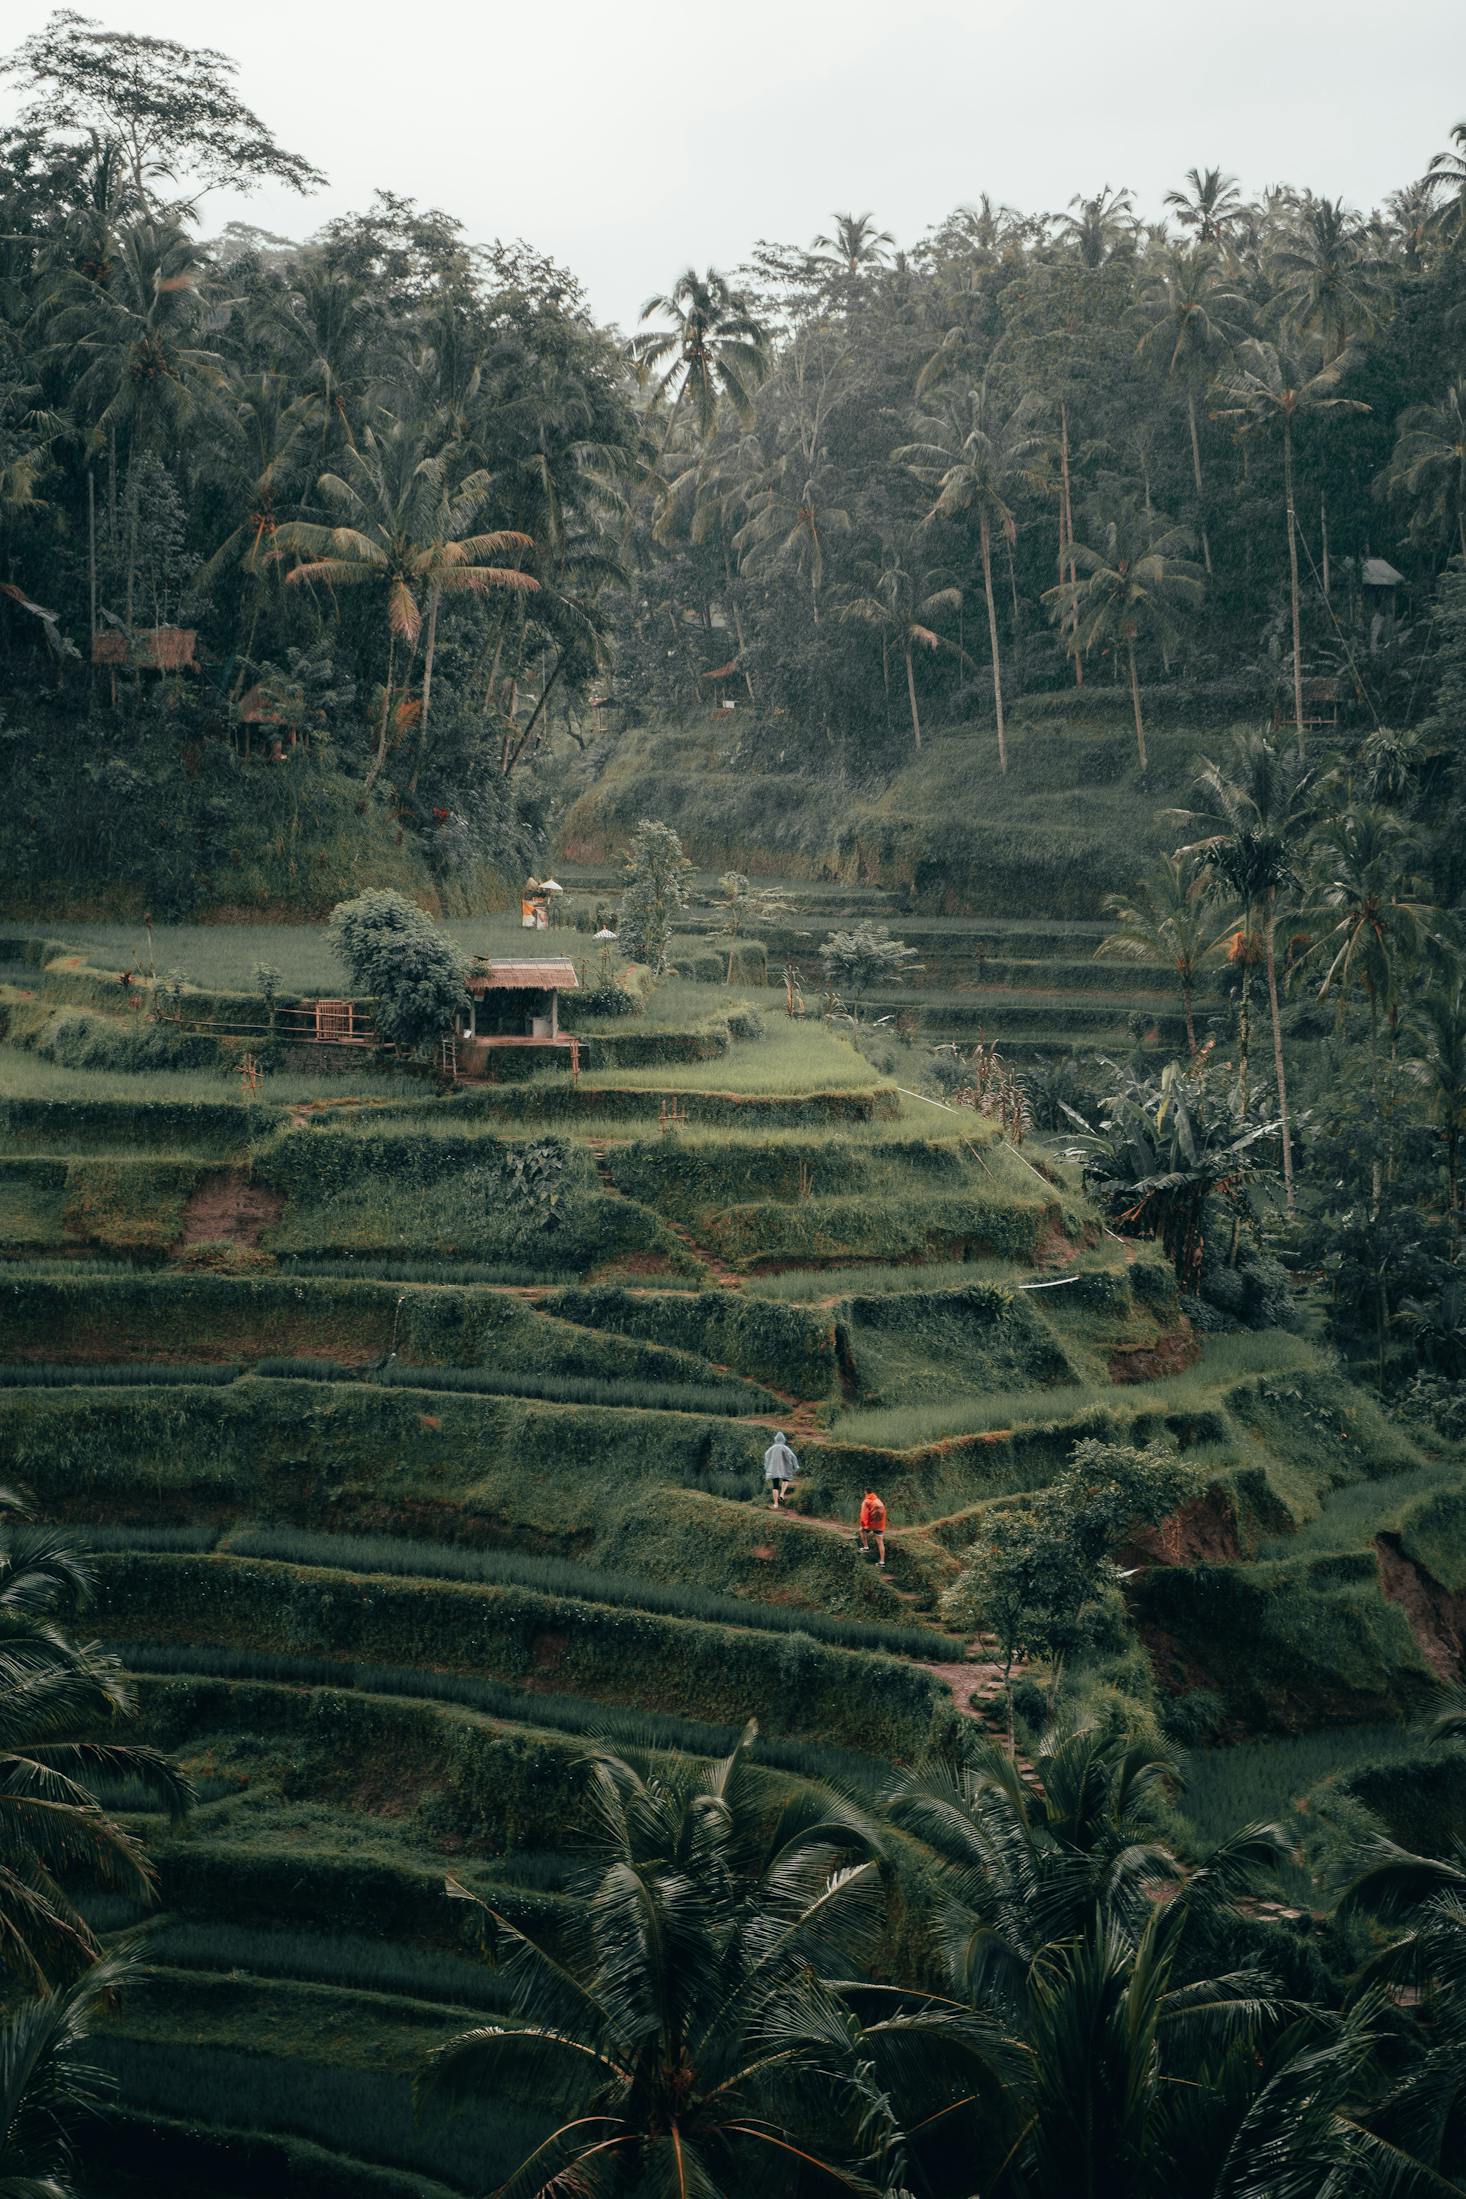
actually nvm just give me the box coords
[2,14,1466,909]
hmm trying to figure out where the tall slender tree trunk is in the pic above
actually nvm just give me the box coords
[418,585,441,757]
[1059,400,1083,686]
[1182,973,1197,1056]
[979,512,1007,774]
[1284,420,1305,754]
[1236,899,1252,1113]
[1186,387,1213,574]
[724,548,755,704]
[1264,884,1295,1212]
[904,640,923,750]
[1126,634,1147,771]
[87,467,98,646]
[1320,494,1331,603]
[364,630,396,795]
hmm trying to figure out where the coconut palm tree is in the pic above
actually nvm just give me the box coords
[1308,807,1441,1069]
[0,1517,191,1986]
[423,1730,969,2198]
[275,420,538,790]
[1134,244,1248,571]
[1385,382,1466,559]
[734,448,852,623]
[1098,852,1232,1054]
[812,211,894,276]
[1422,122,1466,235]
[1057,185,1138,268]
[1163,167,1246,246]
[836,549,968,751]
[894,375,1051,772]
[0,1945,138,2194]
[1409,972,1466,1225]
[1176,736,1318,1207]
[1270,195,1391,361]
[49,217,227,623]
[630,268,768,445]
[196,369,319,681]
[1044,515,1203,771]
[1214,338,1369,751]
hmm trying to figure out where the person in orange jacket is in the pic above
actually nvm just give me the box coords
[857,1488,886,1568]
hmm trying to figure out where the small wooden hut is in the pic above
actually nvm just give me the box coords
[452,957,581,1077]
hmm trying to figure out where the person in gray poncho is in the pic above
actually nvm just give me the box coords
[762,1430,799,1508]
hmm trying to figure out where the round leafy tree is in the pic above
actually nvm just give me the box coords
[617,818,690,976]
[327,888,467,1054]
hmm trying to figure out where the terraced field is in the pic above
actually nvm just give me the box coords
[0,926,1452,2192]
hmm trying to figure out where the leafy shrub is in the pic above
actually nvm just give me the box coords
[327,889,467,1052]
[618,819,690,974]
[727,1007,766,1041]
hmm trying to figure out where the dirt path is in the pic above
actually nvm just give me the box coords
[174,1171,283,1251]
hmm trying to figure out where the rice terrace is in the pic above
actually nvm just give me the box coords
[3,6,1466,2194]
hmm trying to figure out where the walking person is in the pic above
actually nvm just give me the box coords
[762,1430,799,1509]
[857,1488,887,1568]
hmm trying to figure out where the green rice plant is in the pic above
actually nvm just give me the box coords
[0,1362,244,1387]
[1256,1464,1456,1560]
[1180,1723,1419,1849]
[219,1523,963,1658]
[99,1547,946,1756]
[137,1919,520,2014]
[90,2037,527,2189]
[82,1523,221,1553]
[119,1643,888,1790]
[94,2106,464,2199]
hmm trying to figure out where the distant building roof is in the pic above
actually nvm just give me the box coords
[1362,557,1406,588]
[91,626,197,670]
[466,958,579,994]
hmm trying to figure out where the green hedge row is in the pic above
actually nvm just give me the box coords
[1133,1552,1435,1729]
[0,1155,207,1253]
[705,1186,1059,1268]
[446,1081,897,1125]
[0,1273,751,1396]
[550,1283,837,1394]
[97,1551,947,1755]
[0,1093,272,1156]
[91,2109,463,2199]
[0,1376,774,1541]
[603,1134,971,1223]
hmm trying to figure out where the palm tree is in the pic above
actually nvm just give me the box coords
[275,421,537,791]
[1135,244,1248,571]
[1270,195,1391,361]
[0,1519,191,1985]
[1422,121,1466,235]
[1163,167,1246,246]
[422,1730,940,2197]
[1176,736,1318,1207]
[1056,185,1138,268]
[734,448,852,624]
[894,375,1051,772]
[1214,338,1369,751]
[1098,852,1232,1055]
[0,1945,138,2195]
[50,217,227,624]
[1309,807,1441,1070]
[812,211,894,275]
[1044,515,1203,770]
[630,268,768,445]
[196,369,318,683]
[1409,972,1466,1225]
[1384,381,1466,559]
[272,261,374,455]
[836,549,968,751]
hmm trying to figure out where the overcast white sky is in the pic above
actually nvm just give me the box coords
[5,0,1463,328]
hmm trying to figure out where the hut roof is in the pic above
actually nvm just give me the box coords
[1362,557,1406,588]
[466,958,579,994]
[91,626,197,671]
[236,683,291,724]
